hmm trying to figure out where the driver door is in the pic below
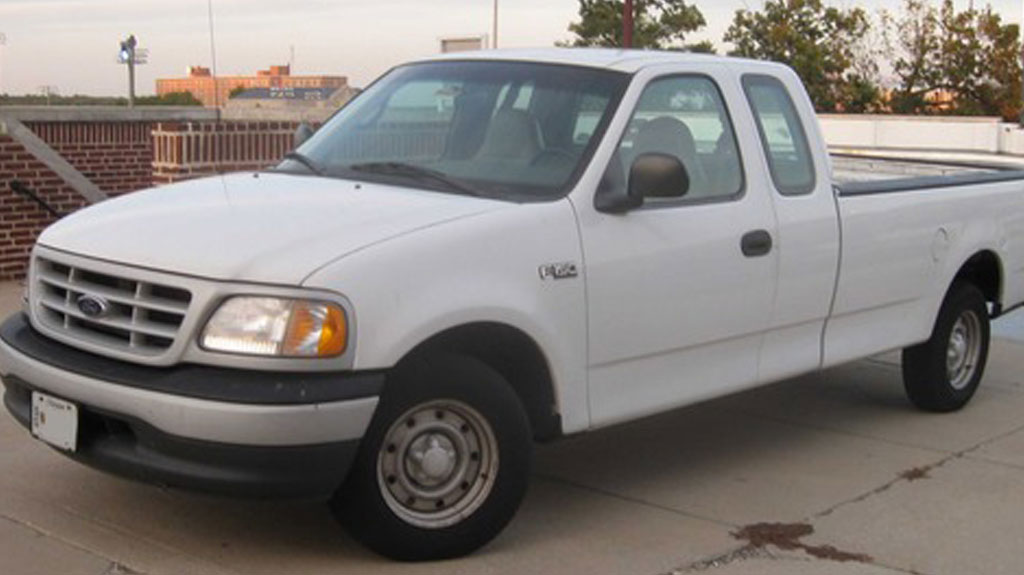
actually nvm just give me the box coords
[577,69,779,427]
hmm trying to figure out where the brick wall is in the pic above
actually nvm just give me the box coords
[0,109,303,280]
[27,122,154,196]
[152,121,299,184]
[0,135,89,280]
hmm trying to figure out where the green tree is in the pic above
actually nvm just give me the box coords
[564,0,709,51]
[724,0,879,112]
[882,0,942,114]
[884,0,1021,120]
[135,91,203,106]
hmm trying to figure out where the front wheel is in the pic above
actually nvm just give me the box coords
[331,354,532,560]
[902,282,990,412]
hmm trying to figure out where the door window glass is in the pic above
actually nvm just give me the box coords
[611,75,744,203]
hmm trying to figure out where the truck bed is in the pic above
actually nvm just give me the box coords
[833,152,1008,182]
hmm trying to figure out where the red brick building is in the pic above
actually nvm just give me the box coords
[156,65,348,108]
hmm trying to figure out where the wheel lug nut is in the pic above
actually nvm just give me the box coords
[387,475,397,484]
[435,410,444,419]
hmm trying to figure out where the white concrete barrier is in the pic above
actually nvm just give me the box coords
[819,114,1004,153]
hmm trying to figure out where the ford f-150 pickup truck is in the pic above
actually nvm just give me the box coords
[3,49,1023,560]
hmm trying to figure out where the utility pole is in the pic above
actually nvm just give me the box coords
[623,0,634,48]
[0,32,6,95]
[492,0,499,49]
[39,85,58,106]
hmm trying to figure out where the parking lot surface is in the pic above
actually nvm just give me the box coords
[2,279,1024,575]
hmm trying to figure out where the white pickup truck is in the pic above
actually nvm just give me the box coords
[3,49,1024,560]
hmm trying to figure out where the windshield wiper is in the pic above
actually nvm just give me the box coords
[281,151,324,176]
[348,162,483,197]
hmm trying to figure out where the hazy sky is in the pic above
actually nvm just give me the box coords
[0,0,1020,96]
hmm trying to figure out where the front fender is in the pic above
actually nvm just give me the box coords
[302,199,591,434]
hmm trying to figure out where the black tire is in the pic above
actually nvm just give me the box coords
[902,281,990,412]
[331,354,532,561]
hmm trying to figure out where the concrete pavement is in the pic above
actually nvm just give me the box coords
[2,278,1023,575]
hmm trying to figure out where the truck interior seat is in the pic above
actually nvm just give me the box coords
[476,109,543,162]
[632,116,710,198]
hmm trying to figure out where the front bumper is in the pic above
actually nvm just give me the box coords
[0,314,383,498]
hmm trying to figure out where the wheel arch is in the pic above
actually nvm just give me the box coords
[390,322,562,441]
[951,249,1003,311]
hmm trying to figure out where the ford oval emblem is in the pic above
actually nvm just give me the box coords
[76,294,110,318]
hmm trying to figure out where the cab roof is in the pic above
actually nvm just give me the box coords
[415,47,780,75]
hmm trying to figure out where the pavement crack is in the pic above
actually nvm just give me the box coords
[103,562,144,575]
[663,544,776,573]
[0,512,147,574]
[532,473,735,528]
[815,419,1024,519]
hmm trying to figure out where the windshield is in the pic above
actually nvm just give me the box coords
[280,60,629,201]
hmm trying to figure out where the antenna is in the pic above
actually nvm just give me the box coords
[207,0,220,110]
[207,0,222,176]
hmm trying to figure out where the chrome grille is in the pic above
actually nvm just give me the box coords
[33,255,192,357]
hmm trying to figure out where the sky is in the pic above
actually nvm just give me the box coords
[0,0,1021,97]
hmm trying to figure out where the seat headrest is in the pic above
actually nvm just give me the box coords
[477,109,543,161]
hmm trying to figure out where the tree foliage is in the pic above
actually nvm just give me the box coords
[0,91,203,107]
[885,0,1022,120]
[136,91,204,106]
[565,0,709,52]
[724,0,879,113]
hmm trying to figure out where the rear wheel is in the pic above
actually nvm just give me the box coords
[902,282,990,412]
[331,354,532,560]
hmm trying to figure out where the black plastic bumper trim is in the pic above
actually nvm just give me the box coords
[0,313,384,405]
[3,376,359,498]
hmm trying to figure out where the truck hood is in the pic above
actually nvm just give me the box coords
[38,172,508,285]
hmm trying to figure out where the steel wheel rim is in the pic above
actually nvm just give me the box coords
[376,399,499,529]
[947,310,982,391]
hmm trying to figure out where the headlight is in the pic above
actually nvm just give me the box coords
[200,296,347,358]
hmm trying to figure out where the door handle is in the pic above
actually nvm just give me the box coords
[741,230,773,257]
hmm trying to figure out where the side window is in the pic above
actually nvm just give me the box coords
[615,75,743,202]
[742,75,816,196]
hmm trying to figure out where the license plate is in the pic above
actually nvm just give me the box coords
[31,391,78,452]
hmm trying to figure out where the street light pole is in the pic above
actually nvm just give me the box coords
[492,0,499,49]
[119,35,137,107]
[623,0,634,48]
[0,32,7,95]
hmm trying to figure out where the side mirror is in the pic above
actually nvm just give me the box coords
[629,153,689,200]
[293,122,315,148]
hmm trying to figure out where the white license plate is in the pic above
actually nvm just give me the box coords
[31,391,78,452]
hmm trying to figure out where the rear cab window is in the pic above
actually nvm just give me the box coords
[742,74,816,196]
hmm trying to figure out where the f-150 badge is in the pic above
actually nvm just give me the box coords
[539,262,578,280]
